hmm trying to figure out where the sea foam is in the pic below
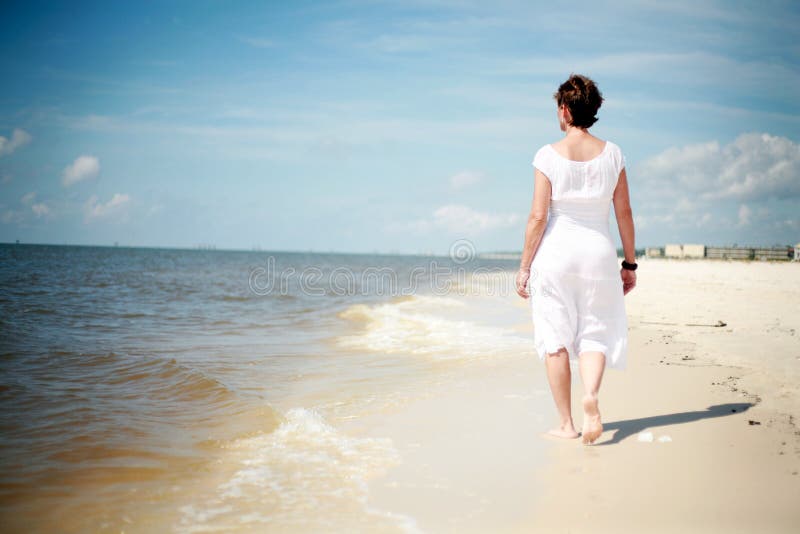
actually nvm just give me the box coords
[337,294,534,359]
[176,407,413,533]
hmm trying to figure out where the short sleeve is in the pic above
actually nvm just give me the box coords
[614,143,627,177]
[532,145,552,180]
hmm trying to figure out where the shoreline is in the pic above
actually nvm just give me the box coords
[359,259,800,532]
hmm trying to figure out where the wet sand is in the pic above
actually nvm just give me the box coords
[359,258,800,533]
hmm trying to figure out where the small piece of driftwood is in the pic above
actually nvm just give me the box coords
[641,320,727,327]
[685,320,727,327]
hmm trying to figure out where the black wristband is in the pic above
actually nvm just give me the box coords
[621,260,638,271]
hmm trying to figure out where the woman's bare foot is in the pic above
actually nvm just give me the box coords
[582,394,603,444]
[546,422,580,439]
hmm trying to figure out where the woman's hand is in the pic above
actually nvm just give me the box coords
[621,268,636,295]
[516,268,531,299]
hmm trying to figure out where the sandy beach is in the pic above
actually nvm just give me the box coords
[355,258,800,533]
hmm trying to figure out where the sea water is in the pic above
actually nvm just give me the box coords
[0,244,538,532]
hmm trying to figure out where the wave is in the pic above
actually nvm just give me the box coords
[103,355,239,406]
[335,294,533,359]
[177,407,416,533]
[1,351,242,426]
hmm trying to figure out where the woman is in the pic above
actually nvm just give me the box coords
[516,74,637,445]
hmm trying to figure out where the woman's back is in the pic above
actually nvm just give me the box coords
[551,135,607,162]
[533,139,625,203]
[530,138,626,280]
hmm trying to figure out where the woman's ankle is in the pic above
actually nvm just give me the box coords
[558,418,576,430]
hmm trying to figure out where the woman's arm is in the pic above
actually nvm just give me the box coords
[613,168,636,263]
[516,169,551,298]
[613,168,637,295]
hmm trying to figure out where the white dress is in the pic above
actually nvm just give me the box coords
[529,141,628,369]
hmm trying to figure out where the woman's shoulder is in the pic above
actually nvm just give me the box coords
[602,139,627,173]
[532,143,555,168]
[602,139,625,156]
[534,143,555,158]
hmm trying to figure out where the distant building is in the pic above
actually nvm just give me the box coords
[706,246,752,260]
[651,243,796,261]
[664,244,681,257]
[664,243,705,258]
[753,246,793,261]
[683,244,705,258]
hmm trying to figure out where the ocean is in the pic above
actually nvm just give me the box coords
[0,244,539,532]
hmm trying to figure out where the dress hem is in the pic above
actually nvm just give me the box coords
[533,334,627,370]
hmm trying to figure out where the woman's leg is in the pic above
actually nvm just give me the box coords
[544,347,579,438]
[578,351,606,444]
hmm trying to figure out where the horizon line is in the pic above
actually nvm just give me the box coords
[2,240,797,256]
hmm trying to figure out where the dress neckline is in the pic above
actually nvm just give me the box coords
[547,141,609,163]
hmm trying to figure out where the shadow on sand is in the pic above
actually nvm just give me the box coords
[595,402,755,445]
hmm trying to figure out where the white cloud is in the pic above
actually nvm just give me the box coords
[65,110,539,159]
[147,203,165,216]
[632,212,674,231]
[491,52,800,101]
[1,209,23,225]
[439,204,521,233]
[697,212,712,227]
[367,33,458,53]
[31,203,50,218]
[712,134,800,200]
[62,155,100,187]
[0,192,51,222]
[639,133,800,201]
[83,193,130,221]
[630,132,799,244]
[449,170,484,190]
[737,204,751,226]
[0,128,32,157]
[238,35,274,48]
[402,204,521,235]
[775,219,800,231]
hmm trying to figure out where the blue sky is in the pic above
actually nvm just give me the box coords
[1,0,798,254]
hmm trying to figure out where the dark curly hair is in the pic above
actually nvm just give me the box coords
[554,74,604,129]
